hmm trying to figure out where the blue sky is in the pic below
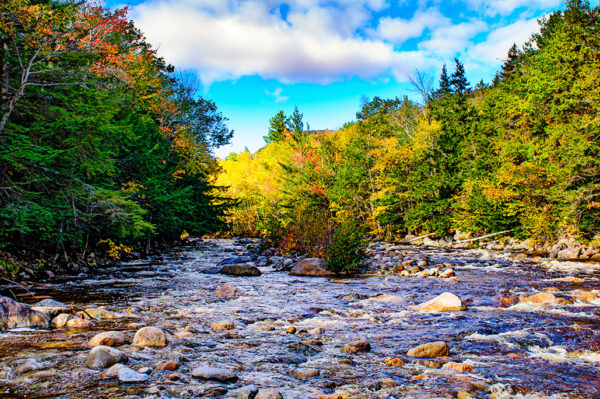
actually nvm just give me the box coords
[104,0,564,157]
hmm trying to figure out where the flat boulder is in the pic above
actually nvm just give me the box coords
[132,326,167,348]
[51,313,73,328]
[0,295,50,330]
[86,345,128,369]
[410,292,465,312]
[221,264,261,276]
[406,341,449,358]
[118,366,149,383]
[191,366,238,382]
[289,258,335,277]
[78,307,118,319]
[31,299,69,317]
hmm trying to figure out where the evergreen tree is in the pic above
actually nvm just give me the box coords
[450,58,470,94]
[264,110,289,143]
[289,105,304,136]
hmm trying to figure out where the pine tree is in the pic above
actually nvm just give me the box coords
[501,44,520,80]
[437,64,451,97]
[264,110,289,143]
[450,58,470,94]
[289,105,304,136]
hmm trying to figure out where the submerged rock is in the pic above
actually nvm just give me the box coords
[132,326,167,348]
[86,345,128,369]
[289,258,335,277]
[0,295,50,330]
[406,341,449,358]
[520,292,556,304]
[410,292,465,312]
[220,256,253,266]
[191,366,238,382]
[215,284,244,299]
[291,368,320,380]
[221,264,261,276]
[341,342,371,354]
[78,307,118,319]
[238,385,259,399]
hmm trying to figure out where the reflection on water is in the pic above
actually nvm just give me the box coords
[1,239,599,398]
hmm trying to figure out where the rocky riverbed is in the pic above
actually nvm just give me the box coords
[1,238,600,398]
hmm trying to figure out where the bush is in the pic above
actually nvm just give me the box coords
[325,219,368,273]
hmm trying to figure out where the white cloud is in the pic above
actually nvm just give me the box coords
[266,87,289,103]
[466,0,560,16]
[420,20,487,56]
[467,17,540,65]
[132,1,413,85]
[374,9,449,44]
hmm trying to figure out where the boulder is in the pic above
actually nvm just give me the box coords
[132,326,167,348]
[89,331,126,347]
[211,322,234,331]
[191,366,237,382]
[118,366,149,383]
[410,292,465,312]
[85,345,128,369]
[101,363,126,379]
[384,358,404,367]
[0,295,50,330]
[221,264,261,276]
[215,284,244,299]
[406,341,449,358]
[289,258,335,277]
[255,389,283,399]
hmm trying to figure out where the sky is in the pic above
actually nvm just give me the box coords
[103,0,565,157]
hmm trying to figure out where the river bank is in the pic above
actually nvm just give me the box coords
[1,238,599,398]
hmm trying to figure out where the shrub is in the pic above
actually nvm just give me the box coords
[325,219,368,273]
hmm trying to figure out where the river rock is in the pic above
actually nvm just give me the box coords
[102,363,126,378]
[411,292,465,312]
[118,366,149,383]
[14,359,48,374]
[442,362,474,373]
[255,389,283,399]
[132,326,167,348]
[191,366,238,382]
[51,313,73,328]
[341,342,371,354]
[221,264,261,276]
[156,360,179,371]
[238,385,259,399]
[289,258,335,277]
[66,318,94,329]
[291,368,320,380]
[212,322,234,331]
[89,331,126,347]
[406,341,449,358]
[0,295,50,330]
[216,284,244,299]
[85,345,128,369]
[520,292,556,304]
[384,358,404,367]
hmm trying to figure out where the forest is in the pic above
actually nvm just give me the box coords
[0,0,232,275]
[217,0,600,269]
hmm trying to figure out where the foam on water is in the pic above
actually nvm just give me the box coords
[529,345,600,363]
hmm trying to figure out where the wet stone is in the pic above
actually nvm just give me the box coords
[51,313,73,328]
[255,389,284,399]
[341,342,371,354]
[89,331,125,347]
[86,345,128,369]
[132,326,167,348]
[156,360,179,371]
[291,367,320,380]
[238,385,259,399]
[221,264,262,276]
[118,366,149,383]
[406,341,449,358]
[191,366,238,382]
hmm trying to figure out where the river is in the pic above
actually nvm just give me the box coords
[1,238,599,398]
